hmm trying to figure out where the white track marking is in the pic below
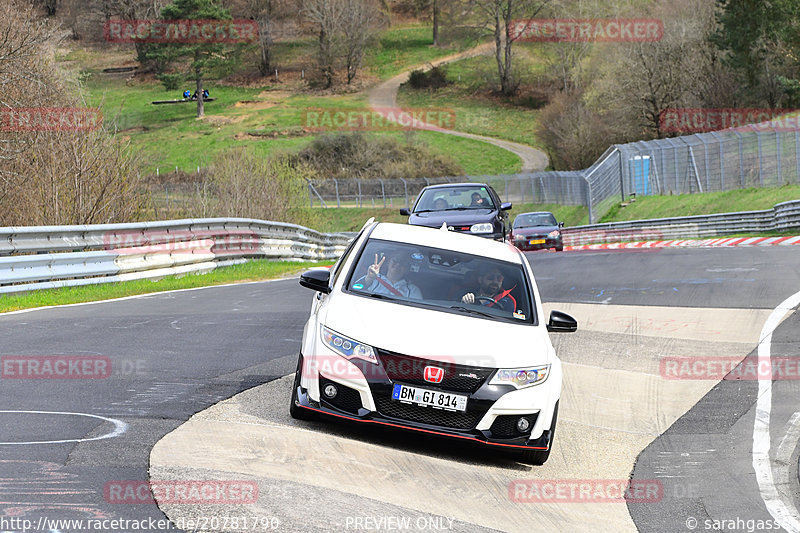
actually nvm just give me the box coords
[777,412,800,466]
[753,290,800,532]
[0,410,127,445]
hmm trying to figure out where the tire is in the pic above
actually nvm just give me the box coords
[518,401,558,465]
[289,354,316,421]
[555,245,563,252]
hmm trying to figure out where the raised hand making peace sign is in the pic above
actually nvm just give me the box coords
[364,253,385,285]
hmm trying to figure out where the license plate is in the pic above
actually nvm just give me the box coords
[530,239,545,245]
[392,384,467,412]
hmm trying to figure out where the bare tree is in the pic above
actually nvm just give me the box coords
[116,0,169,66]
[589,0,716,138]
[303,0,345,88]
[432,0,440,45]
[205,149,307,221]
[340,0,380,84]
[303,0,380,87]
[0,0,144,225]
[468,0,553,96]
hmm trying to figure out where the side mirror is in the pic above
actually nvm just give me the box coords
[500,202,512,211]
[546,310,577,333]
[558,221,564,228]
[399,208,411,216]
[299,269,331,294]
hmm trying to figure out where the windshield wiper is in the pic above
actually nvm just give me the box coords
[358,291,395,301]
[449,305,494,318]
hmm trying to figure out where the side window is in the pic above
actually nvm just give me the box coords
[488,186,501,206]
[330,231,365,287]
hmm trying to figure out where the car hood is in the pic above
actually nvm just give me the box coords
[320,292,553,369]
[512,225,560,236]
[409,209,496,228]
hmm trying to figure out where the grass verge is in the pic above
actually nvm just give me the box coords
[396,52,547,150]
[0,260,329,313]
[599,185,800,223]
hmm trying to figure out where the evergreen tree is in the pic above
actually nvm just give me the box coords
[141,0,243,118]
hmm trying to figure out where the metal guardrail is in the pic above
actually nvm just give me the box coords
[562,200,800,245]
[0,218,352,294]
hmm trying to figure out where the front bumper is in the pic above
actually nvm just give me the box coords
[296,351,559,452]
[513,236,562,250]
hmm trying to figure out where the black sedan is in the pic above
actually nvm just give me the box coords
[400,183,511,241]
[510,212,564,252]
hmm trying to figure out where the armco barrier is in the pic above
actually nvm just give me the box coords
[0,218,352,294]
[562,200,800,245]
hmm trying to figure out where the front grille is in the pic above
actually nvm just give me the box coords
[374,395,482,430]
[376,351,494,393]
[490,414,538,439]
[320,377,362,414]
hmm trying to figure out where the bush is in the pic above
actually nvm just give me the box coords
[535,91,621,171]
[407,65,450,89]
[293,132,462,180]
[201,149,311,223]
[156,73,183,91]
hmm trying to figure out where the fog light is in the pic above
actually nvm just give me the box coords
[516,417,531,433]
[323,383,338,399]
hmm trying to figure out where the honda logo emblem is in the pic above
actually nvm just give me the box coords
[423,366,445,384]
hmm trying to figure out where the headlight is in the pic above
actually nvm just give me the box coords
[513,233,525,240]
[470,223,493,234]
[548,230,560,238]
[490,365,550,389]
[321,326,377,364]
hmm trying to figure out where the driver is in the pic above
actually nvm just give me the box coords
[470,192,485,206]
[460,266,516,312]
[357,250,422,299]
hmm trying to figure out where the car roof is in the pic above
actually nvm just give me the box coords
[368,222,522,264]
[516,211,555,216]
[420,183,493,190]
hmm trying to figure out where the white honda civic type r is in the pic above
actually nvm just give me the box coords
[291,220,577,464]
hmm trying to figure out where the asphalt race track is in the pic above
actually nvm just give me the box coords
[1,246,799,532]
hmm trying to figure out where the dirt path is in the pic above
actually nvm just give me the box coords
[367,43,549,173]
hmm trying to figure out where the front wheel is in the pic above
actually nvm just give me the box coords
[289,354,316,421]
[555,245,563,252]
[518,401,558,465]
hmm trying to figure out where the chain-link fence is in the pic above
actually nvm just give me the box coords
[307,123,800,224]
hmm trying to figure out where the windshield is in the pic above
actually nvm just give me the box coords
[414,186,496,212]
[514,213,557,228]
[346,238,534,323]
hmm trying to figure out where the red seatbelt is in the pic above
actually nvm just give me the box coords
[487,285,517,309]
[376,276,404,297]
